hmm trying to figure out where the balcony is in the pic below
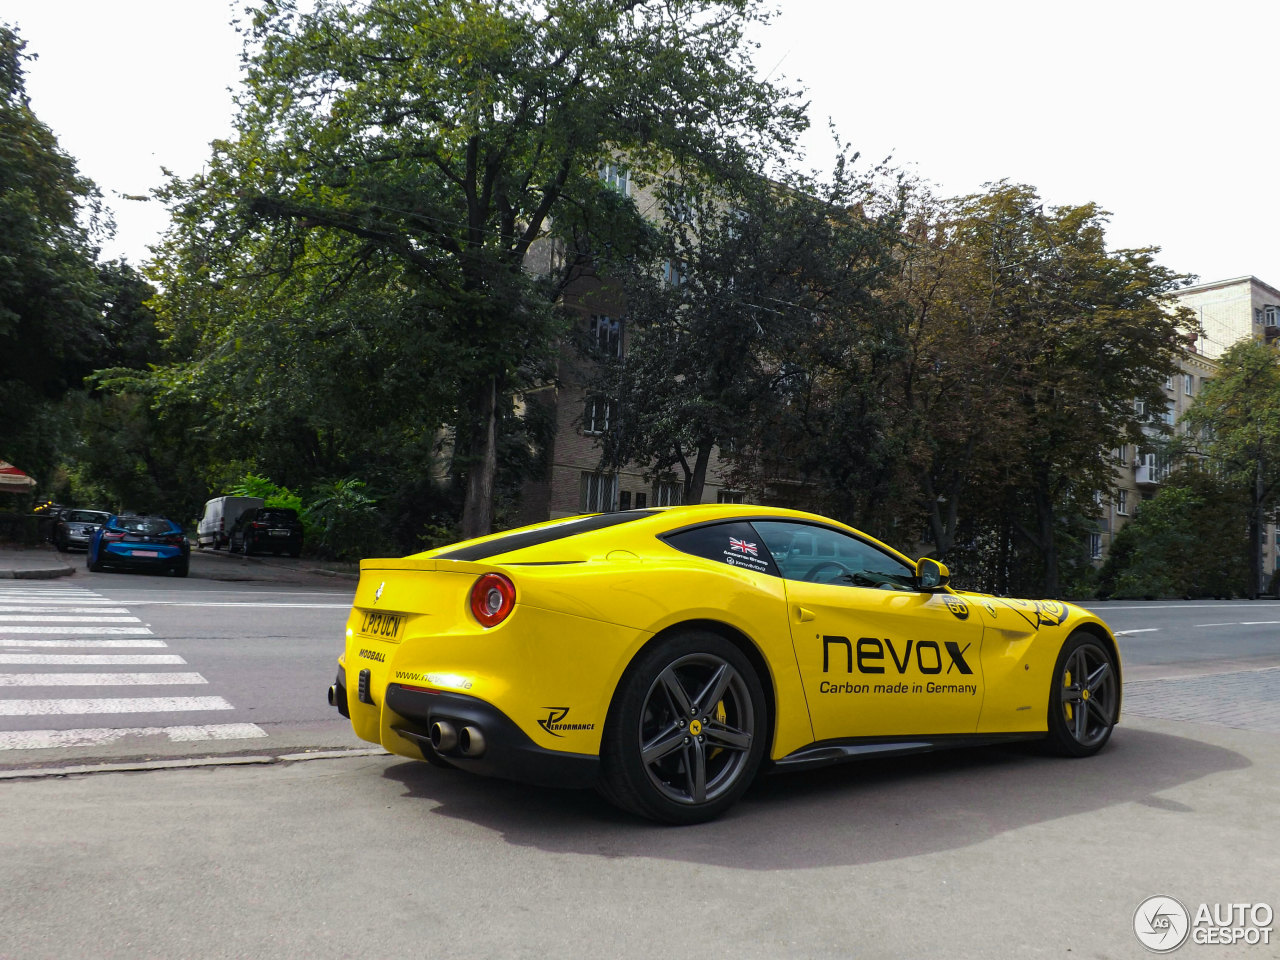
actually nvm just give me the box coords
[1134,459,1166,488]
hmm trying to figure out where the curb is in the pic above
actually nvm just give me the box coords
[0,565,75,580]
[0,747,388,781]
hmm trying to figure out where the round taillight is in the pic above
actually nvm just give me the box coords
[470,573,516,628]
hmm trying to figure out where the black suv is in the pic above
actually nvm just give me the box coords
[229,507,304,557]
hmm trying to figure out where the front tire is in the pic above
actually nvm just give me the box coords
[1046,631,1119,757]
[600,630,767,824]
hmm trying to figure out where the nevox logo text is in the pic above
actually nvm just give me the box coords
[822,635,973,675]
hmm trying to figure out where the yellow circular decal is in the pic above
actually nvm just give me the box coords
[689,719,703,736]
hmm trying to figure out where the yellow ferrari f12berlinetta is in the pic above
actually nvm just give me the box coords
[329,505,1121,823]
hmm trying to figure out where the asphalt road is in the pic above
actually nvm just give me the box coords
[0,547,359,769]
[1,570,1277,958]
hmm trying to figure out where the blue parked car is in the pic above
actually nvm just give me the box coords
[87,515,190,577]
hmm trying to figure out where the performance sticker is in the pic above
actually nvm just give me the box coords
[722,536,769,574]
[942,595,970,620]
[538,707,596,737]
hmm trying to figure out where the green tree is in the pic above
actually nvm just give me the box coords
[592,159,904,508]
[1099,469,1248,599]
[907,184,1192,595]
[0,24,106,480]
[1183,338,1280,597]
[148,0,805,537]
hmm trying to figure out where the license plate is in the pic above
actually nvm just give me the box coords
[269,529,289,536]
[132,550,159,557]
[358,611,404,642]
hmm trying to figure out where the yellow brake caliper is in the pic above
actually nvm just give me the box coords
[1064,669,1073,721]
[709,700,727,759]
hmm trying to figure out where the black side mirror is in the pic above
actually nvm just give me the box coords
[916,557,951,591]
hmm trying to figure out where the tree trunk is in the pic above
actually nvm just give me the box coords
[460,376,497,539]
[684,442,713,505]
[1248,459,1265,599]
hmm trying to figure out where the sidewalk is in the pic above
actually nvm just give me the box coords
[0,542,76,579]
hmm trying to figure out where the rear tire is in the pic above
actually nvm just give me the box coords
[172,560,189,578]
[600,630,767,824]
[1046,631,1119,757]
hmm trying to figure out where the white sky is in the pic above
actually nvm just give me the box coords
[6,0,1278,285]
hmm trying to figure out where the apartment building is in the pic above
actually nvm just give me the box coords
[1179,276,1280,358]
[1094,276,1280,589]
[1094,348,1218,561]
[517,162,742,523]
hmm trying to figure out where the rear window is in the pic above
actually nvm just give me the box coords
[437,510,660,561]
[259,509,298,522]
[112,517,177,536]
[64,511,107,523]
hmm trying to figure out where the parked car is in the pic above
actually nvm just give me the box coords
[196,496,263,549]
[87,515,190,577]
[329,504,1122,823]
[52,509,111,552]
[229,506,304,557]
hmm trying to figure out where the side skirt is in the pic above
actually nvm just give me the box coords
[770,733,1044,773]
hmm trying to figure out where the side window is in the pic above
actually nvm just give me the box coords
[663,521,778,577]
[752,521,915,590]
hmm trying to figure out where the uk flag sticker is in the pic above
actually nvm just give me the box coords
[729,537,758,556]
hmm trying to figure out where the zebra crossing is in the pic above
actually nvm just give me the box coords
[0,581,267,752]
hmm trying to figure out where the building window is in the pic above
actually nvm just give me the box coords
[1164,376,1174,391]
[716,490,744,504]
[1266,305,1279,328]
[1184,374,1194,396]
[1116,446,1128,466]
[599,161,629,196]
[590,315,622,358]
[634,492,647,509]
[1134,398,1146,416]
[1117,490,1128,515]
[663,259,686,287]
[1089,533,1102,560]
[583,397,617,435]
[652,480,682,507]
[580,472,618,513]
[619,490,631,511]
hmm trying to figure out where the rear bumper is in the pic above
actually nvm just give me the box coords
[382,684,600,789]
[247,532,302,551]
[101,545,187,567]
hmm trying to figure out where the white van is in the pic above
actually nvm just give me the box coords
[196,496,264,549]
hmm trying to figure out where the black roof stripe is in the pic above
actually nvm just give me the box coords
[437,510,661,561]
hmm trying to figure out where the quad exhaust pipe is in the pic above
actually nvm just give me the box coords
[428,719,486,758]
[430,720,458,753]
[458,725,485,757]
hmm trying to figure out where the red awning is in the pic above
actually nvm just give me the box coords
[0,460,38,491]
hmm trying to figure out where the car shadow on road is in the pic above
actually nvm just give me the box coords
[380,726,1249,869]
